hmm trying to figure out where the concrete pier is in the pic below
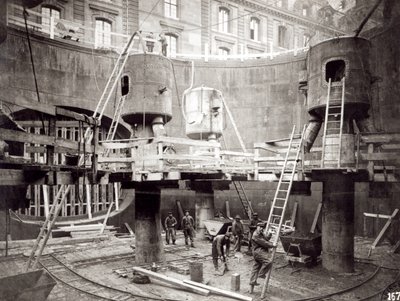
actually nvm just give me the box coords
[134,185,164,264]
[320,171,356,273]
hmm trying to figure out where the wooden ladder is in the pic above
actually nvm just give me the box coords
[261,125,305,297]
[233,181,253,219]
[321,77,345,168]
[25,31,140,271]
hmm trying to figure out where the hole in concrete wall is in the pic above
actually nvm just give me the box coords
[325,60,345,82]
[121,75,129,96]
[291,181,311,195]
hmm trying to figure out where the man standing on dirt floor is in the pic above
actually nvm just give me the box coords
[164,211,177,245]
[249,222,275,289]
[247,212,261,254]
[181,210,195,247]
[232,215,244,252]
[212,232,231,275]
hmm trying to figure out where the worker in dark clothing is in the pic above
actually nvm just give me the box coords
[249,222,275,289]
[181,210,195,247]
[212,232,231,274]
[164,211,177,245]
[232,214,244,252]
[247,212,261,254]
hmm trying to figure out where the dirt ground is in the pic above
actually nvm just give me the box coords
[1,233,399,301]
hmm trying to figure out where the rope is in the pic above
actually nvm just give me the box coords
[23,8,46,132]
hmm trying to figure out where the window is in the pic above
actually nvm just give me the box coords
[218,7,229,33]
[303,33,310,47]
[41,6,60,34]
[95,19,111,47]
[250,17,259,41]
[165,34,177,57]
[218,47,230,58]
[165,0,178,19]
[121,75,129,96]
[302,4,309,17]
[278,25,287,48]
[325,60,346,82]
[276,0,283,8]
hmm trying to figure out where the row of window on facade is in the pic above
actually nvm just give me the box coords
[40,5,178,53]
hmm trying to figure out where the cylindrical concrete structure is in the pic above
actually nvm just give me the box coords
[184,87,224,140]
[307,37,371,119]
[121,54,173,127]
[195,191,215,237]
[321,172,355,273]
[135,186,164,264]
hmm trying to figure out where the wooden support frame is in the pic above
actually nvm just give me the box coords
[370,208,399,251]
[310,202,322,234]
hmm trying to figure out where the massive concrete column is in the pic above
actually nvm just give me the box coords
[134,185,164,264]
[320,171,356,273]
[195,190,215,237]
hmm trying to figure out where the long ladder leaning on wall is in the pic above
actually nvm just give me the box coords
[259,125,306,297]
[320,77,345,168]
[25,31,143,271]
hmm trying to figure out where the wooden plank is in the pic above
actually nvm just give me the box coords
[183,279,252,301]
[310,202,322,234]
[290,202,298,228]
[1,96,56,116]
[220,150,254,157]
[132,267,210,296]
[361,152,400,161]
[154,136,220,148]
[0,128,95,153]
[55,107,98,125]
[124,222,134,236]
[360,133,400,144]
[363,213,392,219]
[371,209,399,249]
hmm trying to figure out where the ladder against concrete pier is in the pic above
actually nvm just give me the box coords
[233,181,253,219]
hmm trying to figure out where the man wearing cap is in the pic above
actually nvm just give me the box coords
[247,212,261,254]
[212,232,231,275]
[249,222,275,289]
[181,210,195,247]
[164,211,177,245]
[232,214,244,252]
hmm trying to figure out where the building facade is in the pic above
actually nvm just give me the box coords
[8,0,358,58]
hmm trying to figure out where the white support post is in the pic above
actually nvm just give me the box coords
[86,184,92,219]
[114,182,119,211]
[42,185,49,218]
[269,42,273,60]
[240,44,244,62]
[204,43,209,62]
[94,28,98,49]
[50,16,55,39]
[294,36,298,56]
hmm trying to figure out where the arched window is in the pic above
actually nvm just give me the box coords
[95,18,111,47]
[41,6,60,34]
[165,0,178,18]
[218,7,229,33]
[250,17,260,41]
[325,60,346,82]
[165,33,177,57]
[278,25,287,48]
[121,75,129,96]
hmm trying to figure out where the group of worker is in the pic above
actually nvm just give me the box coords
[143,32,168,56]
[164,210,275,291]
[164,210,195,247]
[211,213,275,287]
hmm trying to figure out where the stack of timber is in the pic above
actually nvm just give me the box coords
[54,224,116,238]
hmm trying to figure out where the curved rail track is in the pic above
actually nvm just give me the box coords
[39,254,169,301]
[292,264,400,301]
